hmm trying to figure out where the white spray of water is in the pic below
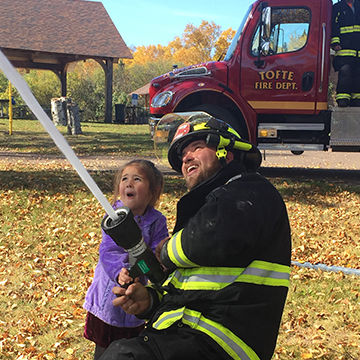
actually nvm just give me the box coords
[0,50,118,220]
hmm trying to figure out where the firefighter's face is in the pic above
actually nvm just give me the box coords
[181,140,221,190]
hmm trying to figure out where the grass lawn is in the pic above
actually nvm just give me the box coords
[0,119,154,156]
[0,120,360,359]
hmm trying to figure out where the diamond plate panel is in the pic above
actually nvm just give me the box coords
[330,108,360,146]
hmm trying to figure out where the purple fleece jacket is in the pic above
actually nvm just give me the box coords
[83,200,168,328]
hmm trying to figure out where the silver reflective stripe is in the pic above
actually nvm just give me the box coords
[153,308,184,328]
[183,313,259,360]
[242,267,289,281]
[173,271,240,284]
[226,174,243,184]
[167,263,290,290]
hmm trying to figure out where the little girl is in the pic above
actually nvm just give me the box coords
[83,159,168,360]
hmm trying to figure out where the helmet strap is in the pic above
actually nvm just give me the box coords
[206,133,231,167]
[216,146,228,167]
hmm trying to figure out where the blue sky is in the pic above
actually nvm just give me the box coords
[88,0,254,48]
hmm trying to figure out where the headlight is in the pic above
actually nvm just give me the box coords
[151,91,173,108]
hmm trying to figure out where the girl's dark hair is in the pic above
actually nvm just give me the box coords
[112,160,164,208]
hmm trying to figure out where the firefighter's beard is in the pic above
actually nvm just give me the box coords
[184,160,222,190]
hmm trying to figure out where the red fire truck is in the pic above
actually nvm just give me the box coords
[149,0,360,155]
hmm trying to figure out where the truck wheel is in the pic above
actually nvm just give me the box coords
[188,104,248,139]
[291,150,304,155]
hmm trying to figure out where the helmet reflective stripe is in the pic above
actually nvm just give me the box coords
[193,122,211,131]
[153,308,260,360]
[167,230,198,268]
[163,262,290,290]
[214,134,253,152]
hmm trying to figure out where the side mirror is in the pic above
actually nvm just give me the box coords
[262,7,271,40]
[261,42,270,56]
[255,4,271,68]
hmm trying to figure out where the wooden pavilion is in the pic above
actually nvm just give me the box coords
[0,0,132,123]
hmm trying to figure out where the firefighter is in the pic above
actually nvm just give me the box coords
[331,0,360,107]
[100,114,291,360]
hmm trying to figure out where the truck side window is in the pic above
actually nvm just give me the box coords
[251,8,310,56]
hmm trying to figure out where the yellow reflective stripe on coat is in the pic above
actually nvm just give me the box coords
[336,93,351,101]
[336,49,357,57]
[239,260,290,287]
[153,307,185,329]
[153,308,260,360]
[331,36,340,45]
[340,25,360,34]
[167,229,198,268]
[163,261,290,290]
[163,266,246,290]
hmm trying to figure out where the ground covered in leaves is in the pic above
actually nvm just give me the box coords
[1,160,360,359]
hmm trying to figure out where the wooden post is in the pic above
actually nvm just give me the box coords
[8,82,13,135]
[105,59,113,123]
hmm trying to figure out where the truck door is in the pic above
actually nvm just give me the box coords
[240,1,326,115]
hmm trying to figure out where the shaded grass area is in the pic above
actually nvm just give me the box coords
[0,120,153,156]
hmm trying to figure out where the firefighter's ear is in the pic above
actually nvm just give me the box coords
[226,151,234,164]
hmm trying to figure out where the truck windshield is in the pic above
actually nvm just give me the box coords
[224,5,252,61]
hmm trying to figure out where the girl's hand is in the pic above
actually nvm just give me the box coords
[118,267,133,286]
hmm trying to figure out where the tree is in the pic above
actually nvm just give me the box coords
[0,72,9,99]
[67,61,105,121]
[23,70,60,108]
[113,59,177,108]
[214,27,236,61]
[168,20,222,65]
[288,30,307,52]
[131,45,173,65]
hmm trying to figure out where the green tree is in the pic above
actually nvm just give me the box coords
[68,61,105,121]
[113,61,131,107]
[113,59,177,108]
[24,70,60,108]
[0,71,9,98]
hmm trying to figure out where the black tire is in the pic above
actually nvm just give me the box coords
[291,150,304,155]
[188,104,248,139]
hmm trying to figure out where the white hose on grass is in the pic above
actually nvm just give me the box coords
[292,261,360,276]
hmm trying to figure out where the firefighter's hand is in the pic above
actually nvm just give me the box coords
[333,44,341,52]
[118,267,137,287]
[112,282,151,315]
[155,237,170,263]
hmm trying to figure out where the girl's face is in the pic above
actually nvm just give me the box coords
[119,164,152,216]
